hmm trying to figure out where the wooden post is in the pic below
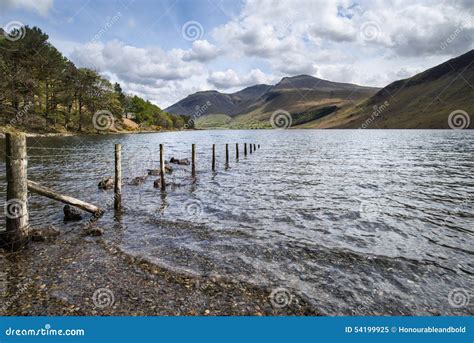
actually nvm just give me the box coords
[114,144,122,211]
[27,181,103,215]
[236,143,239,159]
[253,144,256,151]
[258,144,260,149]
[250,143,253,154]
[244,143,247,156]
[225,144,229,166]
[212,144,216,171]
[191,144,196,176]
[2,133,29,251]
[160,144,166,190]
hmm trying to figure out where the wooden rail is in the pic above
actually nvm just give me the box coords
[27,180,103,215]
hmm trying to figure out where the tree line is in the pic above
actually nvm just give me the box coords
[0,26,189,133]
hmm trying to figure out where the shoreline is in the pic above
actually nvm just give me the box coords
[0,128,189,139]
[0,227,318,316]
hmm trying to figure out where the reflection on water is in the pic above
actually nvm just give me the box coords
[0,130,473,315]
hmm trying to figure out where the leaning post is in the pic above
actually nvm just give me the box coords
[2,132,29,251]
[250,143,253,154]
[114,143,122,211]
[236,143,239,159]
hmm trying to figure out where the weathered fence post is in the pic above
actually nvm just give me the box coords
[212,144,216,171]
[244,143,247,156]
[253,144,256,151]
[2,133,29,251]
[258,144,260,149]
[114,143,122,211]
[160,144,166,190]
[250,143,253,154]
[191,144,196,176]
[225,144,229,166]
[236,143,239,159]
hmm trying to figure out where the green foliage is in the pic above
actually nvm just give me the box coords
[0,25,184,132]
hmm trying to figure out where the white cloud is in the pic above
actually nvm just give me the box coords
[208,68,276,89]
[71,40,202,84]
[66,0,473,108]
[182,40,220,62]
[0,0,53,16]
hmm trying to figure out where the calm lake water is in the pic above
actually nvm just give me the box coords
[0,130,473,315]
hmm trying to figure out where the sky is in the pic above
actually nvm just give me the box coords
[1,0,473,108]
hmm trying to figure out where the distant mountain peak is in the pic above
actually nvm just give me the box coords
[165,74,379,117]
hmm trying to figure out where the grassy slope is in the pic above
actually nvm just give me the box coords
[300,51,474,129]
[195,88,374,129]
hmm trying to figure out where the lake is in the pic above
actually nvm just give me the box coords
[0,129,472,315]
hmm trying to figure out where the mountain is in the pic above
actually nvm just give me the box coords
[166,50,473,129]
[165,75,379,128]
[299,50,474,129]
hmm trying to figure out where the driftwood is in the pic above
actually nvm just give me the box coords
[27,180,103,215]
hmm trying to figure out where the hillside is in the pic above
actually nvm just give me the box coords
[165,75,379,128]
[0,26,186,135]
[300,50,474,129]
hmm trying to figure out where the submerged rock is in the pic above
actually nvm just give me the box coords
[129,175,148,185]
[83,227,103,237]
[170,157,190,166]
[30,226,60,242]
[98,177,114,190]
[63,205,82,221]
[147,165,173,175]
